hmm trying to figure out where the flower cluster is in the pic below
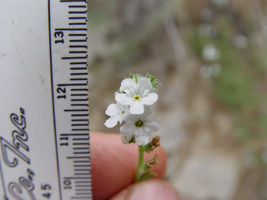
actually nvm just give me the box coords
[104,74,160,146]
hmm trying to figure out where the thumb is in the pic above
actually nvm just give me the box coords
[110,179,180,200]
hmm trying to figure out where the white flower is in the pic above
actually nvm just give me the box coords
[104,73,161,147]
[202,44,220,61]
[115,77,158,115]
[104,103,129,128]
[120,108,160,146]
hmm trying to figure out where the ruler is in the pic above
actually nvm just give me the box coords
[0,0,92,199]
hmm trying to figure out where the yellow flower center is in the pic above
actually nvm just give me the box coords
[133,95,141,102]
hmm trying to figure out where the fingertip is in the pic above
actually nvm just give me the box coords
[111,179,180,200]
[91,132,167,200]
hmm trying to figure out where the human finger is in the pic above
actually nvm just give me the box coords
[111,179,180,200]
[91,132,167,200]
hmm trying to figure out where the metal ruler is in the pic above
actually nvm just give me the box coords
[0,0,92,199]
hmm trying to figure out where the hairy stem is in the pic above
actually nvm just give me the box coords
[134,145,144,182]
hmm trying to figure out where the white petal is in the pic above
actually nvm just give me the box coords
[125,88,136,97]
[104,116,120,128]
[141,106,153,117]
[135,127,147,136]
[137,78,152,96]
[135,135,150,146]
[120,124,136,137]
[141,93,158,105]
[120,78,136,96]
[124,114,137,124]
[121,78,136,89]
[117,103,130,112]
[122,112,130,121]
[130,102,144,114]
[114,92,119,98]
[115,93,133,105]
[144,118,160,132]
[105,104,120,116]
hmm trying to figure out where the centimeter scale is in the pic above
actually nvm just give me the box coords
[0,0,92,199]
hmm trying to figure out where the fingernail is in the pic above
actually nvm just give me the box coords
[112,180,180,200]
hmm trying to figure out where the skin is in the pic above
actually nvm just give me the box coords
[91,132,180,200]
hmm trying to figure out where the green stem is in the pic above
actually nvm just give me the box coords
[134,145,144,182]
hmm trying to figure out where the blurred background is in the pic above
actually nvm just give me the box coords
[87,0,267,199]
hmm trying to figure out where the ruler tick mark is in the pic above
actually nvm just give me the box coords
[75,180,91,183]
[73,148,89,150]
[69,17,87,20]
[62,55,88,60]
[71,94,88,96]
[73,160,90,163]
[72,137,89,140]
[71,123,89,126]
[71,119,89,122]
[69,5,87,8]
[74,169,90,171]
[65,109,88,112]
[70,78,88,81]
[69,11,87,14]
[73,143,89,145]
[71,114,89,117]
[60,133,89,136]
[69,33,86,37]
[71,98,89,102]
[61,0,87,2]
[70,39,87,42]
[71,88,88,91]
[55,28,87,31]
[70,67,88,70]
[67,156,90,159]
[69,45,87,49]
[69,51,87,54]
[69,22,87,26]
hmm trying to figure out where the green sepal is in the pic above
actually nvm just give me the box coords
[117,90,126,94]
[129,73,141,84]
[128,136,136,144]
[145,73,159,89]
[129,73,159,89]
[141,142,153,153]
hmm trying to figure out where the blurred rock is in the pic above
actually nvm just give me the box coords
[191,93,212,123]
[171,151,240,200]
[158,106,188,155]
[233,35,248,49]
